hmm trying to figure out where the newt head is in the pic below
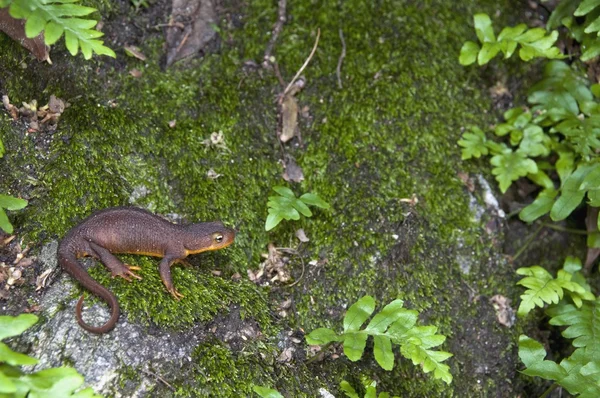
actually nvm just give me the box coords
[184,221,236,255]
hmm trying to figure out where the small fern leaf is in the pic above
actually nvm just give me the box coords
[343,295,375,332]
[548,300,600,362]
[516,266,563,316]
[400,343,453,384]
[342,331,369,362]
[373,335,394,370]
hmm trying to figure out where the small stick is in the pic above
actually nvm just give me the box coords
[283,28,321,97]
[141,369,175,391]
[336,28,346,89]
[263,0,287,66]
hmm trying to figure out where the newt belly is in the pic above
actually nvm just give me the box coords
[57,206,235,334]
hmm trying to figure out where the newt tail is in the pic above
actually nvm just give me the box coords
[58,246,120,333]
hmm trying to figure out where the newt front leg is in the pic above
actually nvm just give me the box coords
[158,256,185,299]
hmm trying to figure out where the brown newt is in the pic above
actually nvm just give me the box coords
[57,207,235,334]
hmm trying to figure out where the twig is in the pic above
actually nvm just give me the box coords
[336,28,346,89]
[273,62,286,88]
[263,0,287,66]
[141,369,175,391]
[283,28,321,97]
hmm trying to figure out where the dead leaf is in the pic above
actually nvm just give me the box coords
[399,194,419,206]
[129,68,143,78]
[279,78,305,143]
[249,243,291,285]
[282,155,304,182]
[207,168,221,179]
[36,268,53,291]
[295,229,309,243]
[0,8,50,63]
[3,94,66,132]
[165,0,217,67]
[490,294,515,327]
[124,45,147,61]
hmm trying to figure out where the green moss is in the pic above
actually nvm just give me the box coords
[171,340,319,397]
[0,0,531,395]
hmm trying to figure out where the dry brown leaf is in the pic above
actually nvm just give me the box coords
[36,268,53,291]
[279,78,305,143]
[165,0,217,67]
[124,45,147,61]
[0,8,50,63]
[282,155,304,182]
[490,294,515,327]
[295,229,309,243]
[129,68,143,78]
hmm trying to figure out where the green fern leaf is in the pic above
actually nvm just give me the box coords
[306,296,453,383]
[519,335,600,398]
[548,299,600,363]
[490,150,538,193]
[5,0,115,59]
[457,126,488,159]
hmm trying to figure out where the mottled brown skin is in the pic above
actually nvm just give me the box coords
[57,207,235,334]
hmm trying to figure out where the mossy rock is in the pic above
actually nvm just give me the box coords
[0,0,541,396]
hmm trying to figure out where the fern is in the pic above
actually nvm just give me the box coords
[305,296,453,384]
[459,13,563,65]
[519,334,600,398]
[0,0,115,59]
[340,379,400,398]
[516,257,595,317]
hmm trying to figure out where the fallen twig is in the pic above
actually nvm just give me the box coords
[337,28,346,89]
[282,28,321,97]
[263,0,287,67]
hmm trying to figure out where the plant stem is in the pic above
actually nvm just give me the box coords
[538,222,588,235]
[513,224,544,261]
[539,382,558,398]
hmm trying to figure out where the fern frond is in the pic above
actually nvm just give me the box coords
[519,335,600,398]
[547,299,600,370]
[306,296,453,384]
[1,0,115,59]
[516,265,594,316]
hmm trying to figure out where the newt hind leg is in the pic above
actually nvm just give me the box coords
[89,242,142,282]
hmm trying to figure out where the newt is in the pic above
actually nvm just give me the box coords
[57,207,235,334]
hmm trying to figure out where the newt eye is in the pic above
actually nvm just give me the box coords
[214,234,224,243]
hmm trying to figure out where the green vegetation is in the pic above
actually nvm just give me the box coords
[265,186,329,231]
[340,378,400,398]
[547,0,600,61]
[460,13,600,239]
[459,60,600,229]
[306,296,452,384]
[461,6,600,397]
[516,256,594,316]
[0,194,27,234]
[0,0,115,59]
[0,139,27,234]
[252,386,283,398]
[459,13,563,66]
[0,314,101,397]
[0,0,525,395]
[516,258,599,397]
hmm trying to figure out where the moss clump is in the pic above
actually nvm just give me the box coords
[172,340,319,397]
